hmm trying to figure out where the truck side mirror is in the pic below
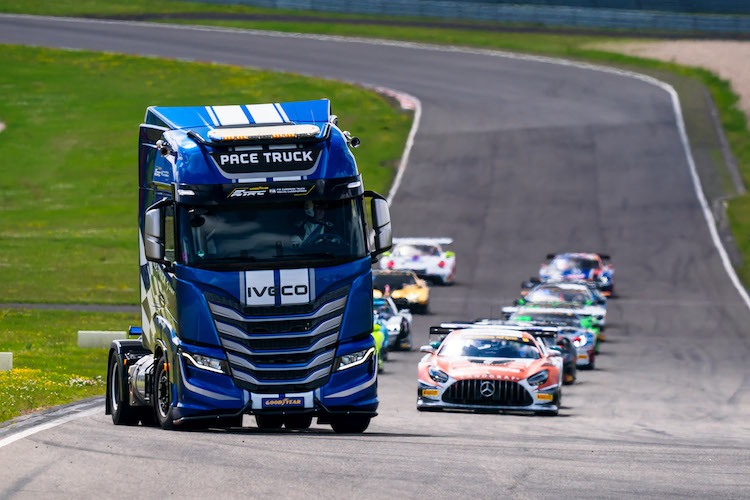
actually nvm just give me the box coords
[370,197,392,258]
[144,206,165,261]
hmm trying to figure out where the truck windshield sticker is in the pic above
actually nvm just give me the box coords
[210,146,321,174]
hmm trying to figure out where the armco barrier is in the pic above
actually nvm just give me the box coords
[0,353,12,372]
[184,0,750,34]
[77,331,128,349]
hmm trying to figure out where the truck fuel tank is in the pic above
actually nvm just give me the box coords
[129,354,154,407]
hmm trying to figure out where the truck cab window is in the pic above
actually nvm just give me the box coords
[178,198,367,270]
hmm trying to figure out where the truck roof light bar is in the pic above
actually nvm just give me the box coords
[207,124,321,142]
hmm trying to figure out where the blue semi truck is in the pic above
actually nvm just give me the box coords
[105,99,393,433]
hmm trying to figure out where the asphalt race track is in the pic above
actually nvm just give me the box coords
[1,15,749,498]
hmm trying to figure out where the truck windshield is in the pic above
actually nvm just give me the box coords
[178,198,367,269]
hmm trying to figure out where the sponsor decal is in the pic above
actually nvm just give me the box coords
[248,285,309,297]
[577,354,588,359]
[228,187,268,198]
[421,388,439,397]
[244,269,311,306]
[536,393,554,401]
[262,397,304,408]
[268,186,315,196]
[457,373,520,381]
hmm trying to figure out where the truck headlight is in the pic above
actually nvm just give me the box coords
[527,370,549,386]
[428,366,449,383]
[336,347,375,371]
[181,351,229,374]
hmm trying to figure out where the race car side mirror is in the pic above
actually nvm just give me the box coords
[420,345,435,354]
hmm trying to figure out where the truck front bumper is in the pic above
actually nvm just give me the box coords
[171,336,378,422]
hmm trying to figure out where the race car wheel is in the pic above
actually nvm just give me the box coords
[284,414,313,430]
[583,354,596,370]
[108,352,139,426]
[330,415,370,434]
[255,414,284,430]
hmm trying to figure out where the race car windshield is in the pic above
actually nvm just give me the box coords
[373,305,393,318]
[439,336,540,359]
[392,244,440,257]
[178,199,366,270]
[551,257,599,271]
[373,273,416,290]
[526,287,590,304]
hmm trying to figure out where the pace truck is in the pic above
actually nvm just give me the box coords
[106,100,393,433]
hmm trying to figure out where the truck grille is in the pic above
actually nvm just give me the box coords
[443,380,532,406]
[207,288,348,393]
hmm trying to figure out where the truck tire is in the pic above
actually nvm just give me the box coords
[284,414,313,430]
[330,415,370,434]
[255,414,284,430]
[153,354,175,430]
[108,353,139,426]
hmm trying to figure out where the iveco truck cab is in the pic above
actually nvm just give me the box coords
[106,99,393,433]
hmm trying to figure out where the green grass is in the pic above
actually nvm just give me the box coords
[0,309,138,422]
[0,45,411,304]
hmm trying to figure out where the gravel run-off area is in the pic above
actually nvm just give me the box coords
[594,40,750,120]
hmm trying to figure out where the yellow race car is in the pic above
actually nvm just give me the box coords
[373,270,430,314]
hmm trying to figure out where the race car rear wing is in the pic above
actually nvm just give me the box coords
[393,237,453,245]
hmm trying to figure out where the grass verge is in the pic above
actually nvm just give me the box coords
[0,309,138,423]
[0,44,411,304]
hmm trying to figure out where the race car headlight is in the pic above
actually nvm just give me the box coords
[428,366,449,383]
[336,347,375,371]
[527,370,549,386]
[600,276,609,283]
[181,351,229,374]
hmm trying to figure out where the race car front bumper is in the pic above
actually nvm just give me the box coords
[416,379,558,413]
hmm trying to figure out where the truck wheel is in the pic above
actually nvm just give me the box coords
[284,414,313,430]
[108,353,139,426]
[330,415,370,434]
[255,414,284,430]
[153,354,175,430]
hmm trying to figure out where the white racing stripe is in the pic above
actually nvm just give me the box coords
[212,105,248,126]
[246,103,283,124]
[0,407,99,449]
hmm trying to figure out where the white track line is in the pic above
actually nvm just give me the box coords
[1,15,747,445]
[0,407,99,449]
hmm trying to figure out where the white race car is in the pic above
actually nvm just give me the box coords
[379,238,456,285]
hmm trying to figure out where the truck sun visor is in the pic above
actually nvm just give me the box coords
[207,124,321,142]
